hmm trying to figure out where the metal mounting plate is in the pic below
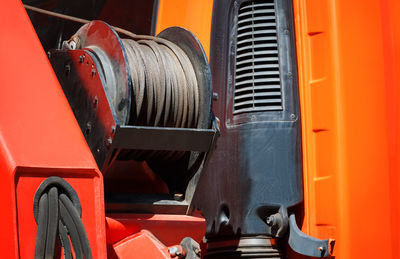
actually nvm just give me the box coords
[75,20,131,125]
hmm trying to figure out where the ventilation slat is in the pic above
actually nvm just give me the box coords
[233,106,282,114]
[238,16,276,25]
[235,85,281,94]
[236,46,278,58]
[238,22,277,32]
[238,9,276,18]
[235,91,281,101]
[236,78,280,86]
[233,0,282,115]
[237,30,278,39]
[236,64,279,73]
[235,71,280,80]
[236,56,279,66]
[237,36,278,46]
[235,98,282,107]
[240,3,275,11]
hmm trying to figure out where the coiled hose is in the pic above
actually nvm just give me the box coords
[33,177,92,259]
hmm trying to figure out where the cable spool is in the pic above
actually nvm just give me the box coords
[122,38,199,128]
[73,21,212,169]
[120,35,199,161]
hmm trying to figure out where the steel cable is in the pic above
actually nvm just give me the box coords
[120,37,199,161]
[122,38,199,128]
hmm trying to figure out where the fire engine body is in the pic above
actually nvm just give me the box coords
[0,0,400,258]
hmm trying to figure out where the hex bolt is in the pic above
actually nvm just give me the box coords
[93,96,98,108]
[65,64,71,76]
[194,247,201,256]
[169,246,182,257]
[169,246,178,254]
[213,92,219,100]
[106,137,113,148]
[266,215,276,226]
[85,122,92,135]
[174,193,184,201]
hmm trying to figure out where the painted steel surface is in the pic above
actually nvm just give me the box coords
[0,1,106,257]
[294,0,400,258]
[156,0,213,58]
[105,214,205,246]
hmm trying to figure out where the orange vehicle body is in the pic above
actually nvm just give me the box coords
[1,0,400,258]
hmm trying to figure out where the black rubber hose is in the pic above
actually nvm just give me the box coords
[45,187,58,258]
[33,177,92,259]
[34,194,48,259]
[60,194,92,259]
[58,221,72,259]
[59,200,84,259]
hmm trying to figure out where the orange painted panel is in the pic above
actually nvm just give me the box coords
[294,0,400,258]
[156,0,213,58]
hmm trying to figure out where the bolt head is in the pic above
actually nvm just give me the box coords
[174,193,184,201]
[106,137,113,148]
[65,64,71,75]
[212,92,219,100]
[266,215,275,226]
[93,96,99,107]
[194,247,201,256]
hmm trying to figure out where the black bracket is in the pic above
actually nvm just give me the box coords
[103,125,218,171]
[288,214,331,257]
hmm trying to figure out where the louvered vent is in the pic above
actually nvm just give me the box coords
[234,0,282,114]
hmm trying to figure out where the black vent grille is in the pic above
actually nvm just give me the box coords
[234,0,282,114]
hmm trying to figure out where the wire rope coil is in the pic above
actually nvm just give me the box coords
[121,38,199,129]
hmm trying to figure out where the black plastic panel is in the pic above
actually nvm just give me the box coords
[192,0,302,238]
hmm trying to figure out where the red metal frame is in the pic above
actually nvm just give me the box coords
[0,1,106,257]
[105,213,205,247]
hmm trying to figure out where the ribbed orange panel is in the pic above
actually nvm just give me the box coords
[294,0,400,258]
